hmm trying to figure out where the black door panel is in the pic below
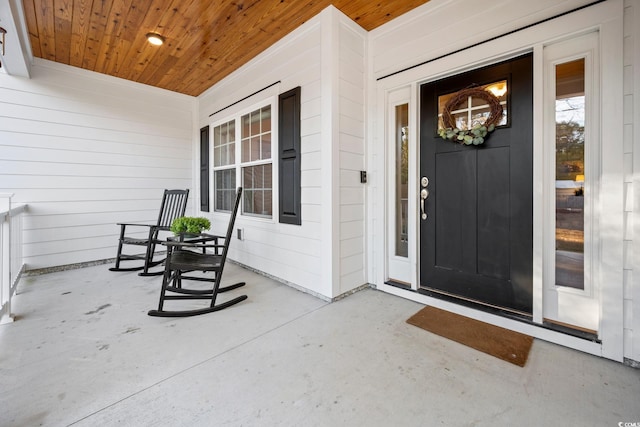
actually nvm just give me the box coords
[420,53,533,314]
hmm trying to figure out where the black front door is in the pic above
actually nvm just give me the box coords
[419,54,533,314]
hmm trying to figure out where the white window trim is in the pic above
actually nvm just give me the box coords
[210,96,279,222]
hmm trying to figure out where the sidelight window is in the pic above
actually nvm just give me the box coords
[395,104,409,257]
[554,58,585,289]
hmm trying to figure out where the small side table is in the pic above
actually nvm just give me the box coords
[166,233,221,254]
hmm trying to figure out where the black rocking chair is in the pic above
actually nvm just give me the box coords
[109,189,189,276]
[148,187,247,317]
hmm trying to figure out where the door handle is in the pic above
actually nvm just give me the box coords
[420,188,429,220]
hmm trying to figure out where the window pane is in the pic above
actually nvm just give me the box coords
[250,111,260,135]
[395,104,409,257]
[242,114,250,138]
[253,190,264,215]
[255,165,264,187]
[213,146,221,167]
[555,58,585,290]
[264,189,273,214]
[498,108,508,126]
[241,106,272,162]
[243,166,253,188]
[264,161,272,184]
[213,120,235,167]
[438,92,455,113]
[243,190,254,214]
[471,108,491,128]
[242,164,272,217]
[261,106,271,132]
[261,134,271,160]
[213,127,221,167]
[242,138,250,163]
[228,121,235,164]
[438,80,508,131]
[251,136,261,161]
[453,112,468,130]
[214,169,236,212]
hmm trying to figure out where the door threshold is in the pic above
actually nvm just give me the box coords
[384,279,411,289]
[417,287,533,324]
[542,319,600,342]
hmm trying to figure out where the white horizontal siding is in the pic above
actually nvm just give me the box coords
[338,17,367,295]
[0,146,190,170]
[0,131,189,158]
[370,0,597,79]
[198,17,325,295]
[0,59,194,269]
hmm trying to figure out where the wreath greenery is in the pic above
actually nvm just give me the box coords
[438,86,504,146]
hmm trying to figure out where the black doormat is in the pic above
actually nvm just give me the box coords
[407,305,533,367]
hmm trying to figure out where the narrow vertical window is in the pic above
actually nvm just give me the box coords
[213,119,236,212]
[395,104,409,257]
[555,59,585,289]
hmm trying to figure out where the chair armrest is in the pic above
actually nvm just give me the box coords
[164,241,223,249]
[199,232,225,240]
[116,223,155,228]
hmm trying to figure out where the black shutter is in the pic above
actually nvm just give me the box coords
[278,86,302,225]
[200,125,210,212]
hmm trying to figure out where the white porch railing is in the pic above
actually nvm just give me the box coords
[0,194,27,325]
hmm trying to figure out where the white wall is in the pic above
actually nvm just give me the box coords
[0,59,195,269]
[370,0,601,81]
[198,6,367,299]
[337,20,367,295]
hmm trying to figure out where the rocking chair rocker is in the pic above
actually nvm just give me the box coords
[148,187,247,317]
[109,189,189,276]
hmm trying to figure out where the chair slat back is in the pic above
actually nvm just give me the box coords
[157,189,189,228]
[219,187,242,269]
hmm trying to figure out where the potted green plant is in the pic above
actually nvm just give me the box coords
[170,216,211,236]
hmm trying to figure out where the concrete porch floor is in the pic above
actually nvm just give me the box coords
[1,262,639,427]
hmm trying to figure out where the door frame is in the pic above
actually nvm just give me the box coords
[373,0,624,361]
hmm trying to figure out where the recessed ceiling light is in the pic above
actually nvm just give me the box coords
[146,32,165,46]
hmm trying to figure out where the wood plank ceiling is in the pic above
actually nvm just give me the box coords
[23,0,431,96]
